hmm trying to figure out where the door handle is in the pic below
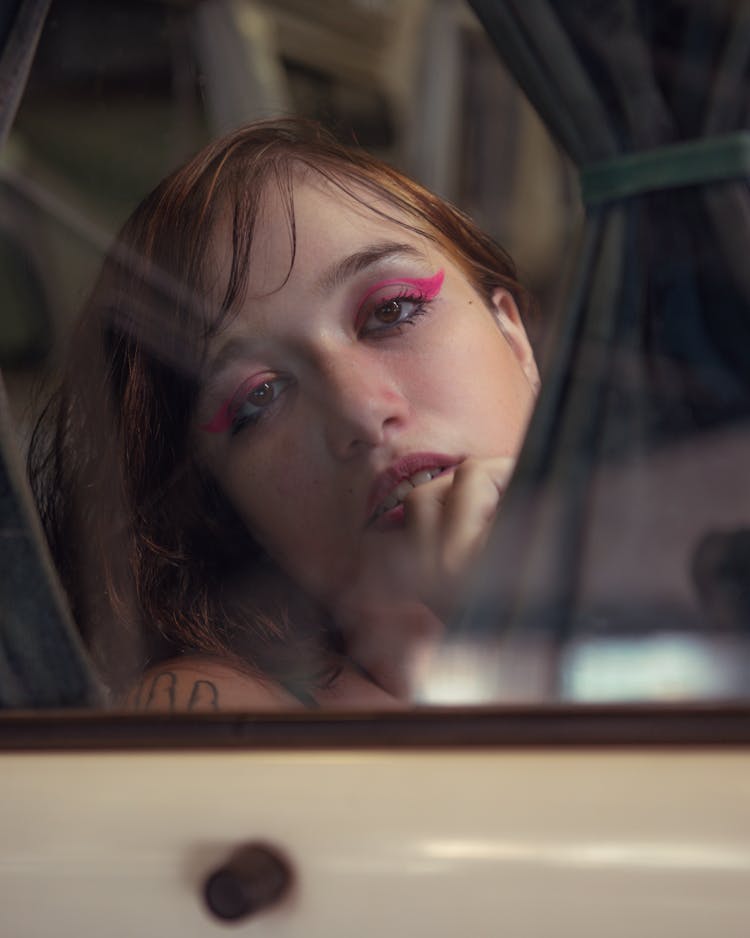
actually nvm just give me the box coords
[203,842,292,922]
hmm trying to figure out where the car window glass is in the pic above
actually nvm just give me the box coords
[1,0,748,716]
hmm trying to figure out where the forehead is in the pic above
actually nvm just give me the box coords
[218,172,440,299]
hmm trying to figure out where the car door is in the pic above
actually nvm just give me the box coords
[1,2,749,936]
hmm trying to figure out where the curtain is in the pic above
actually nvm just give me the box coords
[461,0,750,697]
[0,0,100,707]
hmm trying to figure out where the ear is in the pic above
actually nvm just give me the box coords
[490,287,540,394]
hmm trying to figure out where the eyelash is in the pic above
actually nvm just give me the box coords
[359,289,431,337]
[225,288,434,437]
[229,375,291,436]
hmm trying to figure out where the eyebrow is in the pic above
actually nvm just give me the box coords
[201,336,258,391]
[201,241,429,390]
[317,241,427,293]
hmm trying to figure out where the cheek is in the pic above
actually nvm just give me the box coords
[477,348,537,448]
[221,442,329,554]
[227,462,348,603]
[412,323,533,435]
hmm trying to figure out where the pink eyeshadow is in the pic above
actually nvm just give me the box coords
[200,399,233,434]
[356,269,445,308]
[201,270,445,435]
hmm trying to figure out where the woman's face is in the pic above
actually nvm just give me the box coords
[196,175,539,609]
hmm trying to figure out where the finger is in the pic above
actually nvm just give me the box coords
[441,458,514,575]
[402,470,455,539]
[465,455,517,490]
[401,470,457,583]
[403,457,514,534]
[442,470,498,575]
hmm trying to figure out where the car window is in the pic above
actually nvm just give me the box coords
[1,0,748,720]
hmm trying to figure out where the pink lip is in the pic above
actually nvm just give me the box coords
[365,452,463,526]
[371,502,406,532]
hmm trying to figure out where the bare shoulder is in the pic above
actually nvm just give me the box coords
[124,656,302,712]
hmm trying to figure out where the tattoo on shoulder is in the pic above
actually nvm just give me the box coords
[187,679,219,711]
[131,671,220,712]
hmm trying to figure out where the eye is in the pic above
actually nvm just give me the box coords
[230,375,291,435]
[355,270,445,337]
[360,292,428,336]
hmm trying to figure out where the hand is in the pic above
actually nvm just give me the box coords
[334,456,515,695]
[401,455,515,619]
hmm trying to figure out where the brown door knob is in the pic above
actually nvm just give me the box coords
[203,843,292,922]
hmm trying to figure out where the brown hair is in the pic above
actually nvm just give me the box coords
[28,118,529,698]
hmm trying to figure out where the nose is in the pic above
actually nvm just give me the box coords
[316,352,409,459]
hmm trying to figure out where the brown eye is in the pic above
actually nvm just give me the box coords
[250,382,275,406]
[229,376,292,435]
[360,293,428,336]
[376,299,404,324]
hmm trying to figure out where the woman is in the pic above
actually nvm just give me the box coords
[29,119,539,710]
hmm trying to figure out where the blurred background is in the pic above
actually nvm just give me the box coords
[0,0,578,434]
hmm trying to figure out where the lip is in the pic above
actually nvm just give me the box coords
[371,502,406,532]
[365,452,464,526]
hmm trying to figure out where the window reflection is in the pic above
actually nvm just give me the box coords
[2,0,748,713]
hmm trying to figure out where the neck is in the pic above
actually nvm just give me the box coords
[343,601,446,701]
